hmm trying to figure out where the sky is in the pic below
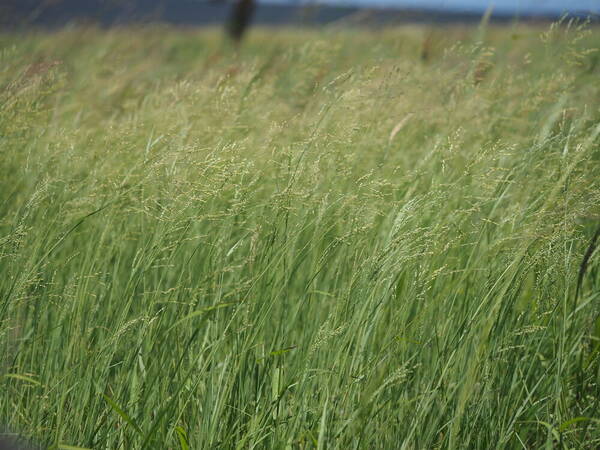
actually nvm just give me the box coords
[266,0,600,15]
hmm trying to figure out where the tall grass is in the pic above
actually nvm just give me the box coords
[1,23,599,449]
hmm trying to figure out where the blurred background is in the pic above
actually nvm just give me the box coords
[2,0,599,30]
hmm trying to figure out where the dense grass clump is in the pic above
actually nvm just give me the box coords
[1,23,600,449]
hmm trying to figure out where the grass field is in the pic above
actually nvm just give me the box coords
[1,22,600,449]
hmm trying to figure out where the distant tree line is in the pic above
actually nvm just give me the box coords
[0,0,257,42]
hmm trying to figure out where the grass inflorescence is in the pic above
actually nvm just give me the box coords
[1,23,600,449]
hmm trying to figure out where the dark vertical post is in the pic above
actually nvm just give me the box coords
[227,0,256,43]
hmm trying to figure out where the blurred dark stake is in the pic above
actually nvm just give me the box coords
[227,0,256,42]
[420,31,433,62]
